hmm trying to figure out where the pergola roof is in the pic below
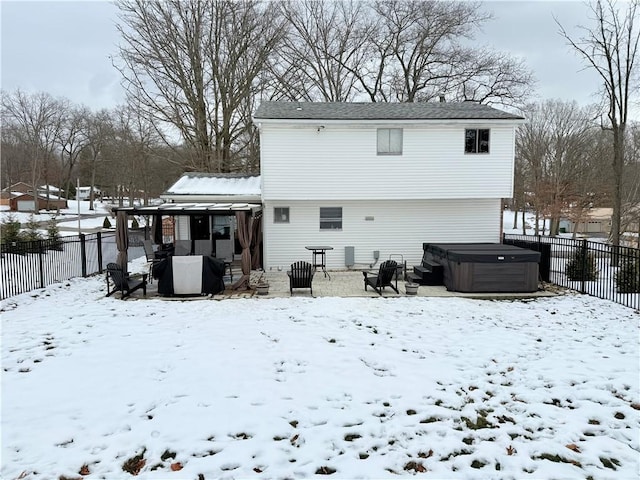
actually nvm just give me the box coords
[113,202,262,216]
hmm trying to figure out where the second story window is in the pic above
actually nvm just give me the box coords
[377,128,403,155]
[465,129,490,153]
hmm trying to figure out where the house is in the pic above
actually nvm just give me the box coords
[76,186,102,201]
[253,101,525,270]
[559,208,612,236]
[5,182,32,194]
[9,192,68,212]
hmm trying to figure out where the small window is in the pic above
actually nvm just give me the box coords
[377,128,403,155]
[465,129,490,153]
[320,207,342,230]
[274,207,289,223]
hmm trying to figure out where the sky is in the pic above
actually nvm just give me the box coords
[1,259,638,478]
[1,1,612,114]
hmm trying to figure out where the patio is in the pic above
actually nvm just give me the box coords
[131,260,557,300]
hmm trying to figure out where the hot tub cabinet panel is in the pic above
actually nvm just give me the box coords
[422,243,541,293]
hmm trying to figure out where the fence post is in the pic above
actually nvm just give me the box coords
[80,234,87,277]
[580,239,587,294]
[97,231,103,273]
[38,239,45,289]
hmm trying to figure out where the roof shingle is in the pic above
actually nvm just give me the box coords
[254,101,524,121]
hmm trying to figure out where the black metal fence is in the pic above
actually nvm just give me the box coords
[0,230,146,300]
[504,234,640,310]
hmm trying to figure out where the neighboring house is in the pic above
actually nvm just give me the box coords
[76,186,102,201]
[559,208,612,236]
[6,182,32,194]
[253,101,525,270]
[9,193,68,212]
[160,173,262,259]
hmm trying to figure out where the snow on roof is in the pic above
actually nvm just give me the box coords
[164,173,261,196]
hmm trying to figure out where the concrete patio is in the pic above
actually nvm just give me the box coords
[138,266,557,301]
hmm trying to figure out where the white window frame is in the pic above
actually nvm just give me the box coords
[377,128,403,155]
[274,207,290,223]
[319,207,342,230]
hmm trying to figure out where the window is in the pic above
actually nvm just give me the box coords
[274,207,289,223]
[377,128,403,155]
[465,129,490,153]
[190,215,210,240]
[320,207,342,230]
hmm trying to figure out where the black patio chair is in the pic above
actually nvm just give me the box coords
[363,259,399,295]
[106,262,147,299]
[287,261,315,295]
[143,239,161,282]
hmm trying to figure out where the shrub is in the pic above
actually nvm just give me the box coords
[566,248,598,281]
[131,217,139,229]
[103,217,112,228]
[0,214,22,245]
[22,214,42,242]
[616,258,640,293]
[46,217,60,241]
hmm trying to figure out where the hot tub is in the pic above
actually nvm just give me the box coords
[423,243,541,293]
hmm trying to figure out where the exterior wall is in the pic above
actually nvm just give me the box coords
[262,198,502,270]
[10,195,67,212]
[259,122,516,201]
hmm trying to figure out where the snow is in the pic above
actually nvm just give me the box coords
[2,268,638,479]
[166,174,261,196]
[1,201,122,237]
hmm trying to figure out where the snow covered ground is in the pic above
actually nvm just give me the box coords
[0,201,113,236]
[1,276,638,479]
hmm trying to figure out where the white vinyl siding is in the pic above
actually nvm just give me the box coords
[262,198,502,271]
[260,123,516,200]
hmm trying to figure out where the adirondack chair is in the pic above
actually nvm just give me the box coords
[363,260,399,295]
[287,261,315,295]
[106,262,147,299]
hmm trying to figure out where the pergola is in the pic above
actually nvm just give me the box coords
[112,202,263,290]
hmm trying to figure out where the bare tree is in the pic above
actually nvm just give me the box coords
[271,0,372,102]
[83,109,114,210]
[58,105,90,199]
[115,0,285,173]
[558,0,640,249]
[517,100,601,236]
[1,90,67,212]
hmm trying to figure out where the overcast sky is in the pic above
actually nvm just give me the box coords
[0,1,616,115]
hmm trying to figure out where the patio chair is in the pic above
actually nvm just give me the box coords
[363,259,399,295]
[143,239,161,282]
[287,261,315,295]
[106,262,147,299]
